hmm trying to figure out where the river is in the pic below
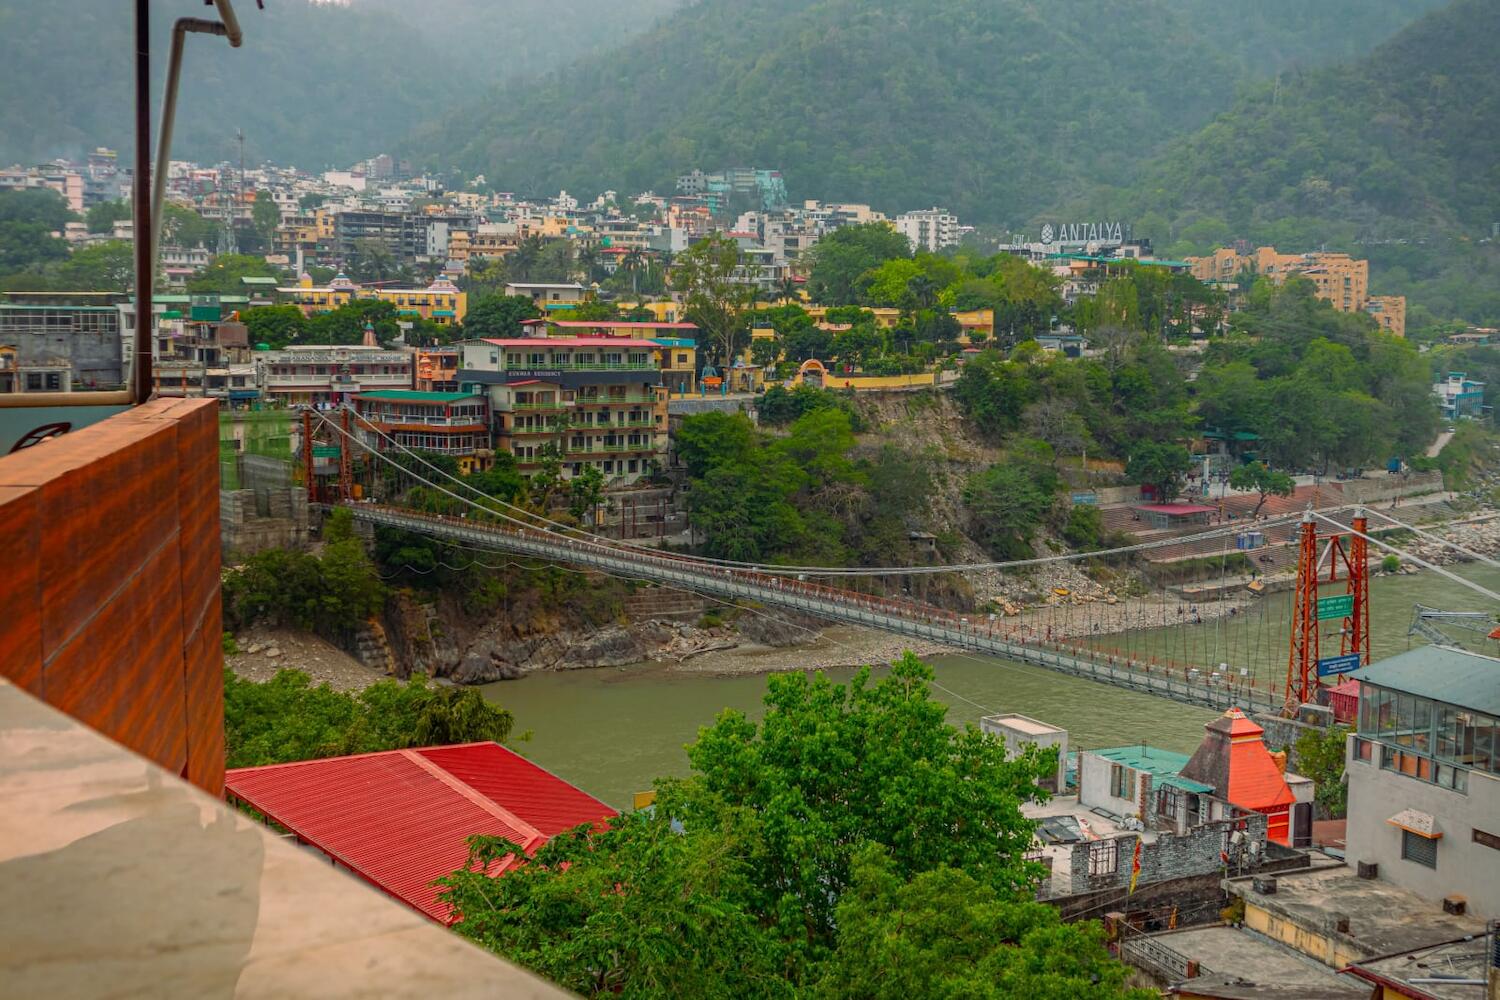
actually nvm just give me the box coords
[482,564,1500,809]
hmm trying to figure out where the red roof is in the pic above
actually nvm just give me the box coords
[480,337,664,348]
[225,742,616,923]
[549,320,698,331]
[1219,709,1296,812]
[1136,503,1217,515]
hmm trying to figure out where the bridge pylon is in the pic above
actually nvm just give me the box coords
[1285,509,1319,711]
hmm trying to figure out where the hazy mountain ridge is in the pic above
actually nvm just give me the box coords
[0,0,679,167]
[410,0,1445,221]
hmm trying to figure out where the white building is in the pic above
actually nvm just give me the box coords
[254,344,412,407]
[895,207,961,252]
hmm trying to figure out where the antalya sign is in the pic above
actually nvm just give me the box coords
[1038,221,1125,246]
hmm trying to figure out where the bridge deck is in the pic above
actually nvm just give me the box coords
[340,504,1285,716]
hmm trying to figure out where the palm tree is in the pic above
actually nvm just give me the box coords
[576,245,602,285]
[777,275,798,304]
[508,235,544,283]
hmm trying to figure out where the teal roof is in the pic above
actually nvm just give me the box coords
[240,276,278,285]
[354,390,480,403]
[1359,646,1500,717]
[1090,745,1212,793]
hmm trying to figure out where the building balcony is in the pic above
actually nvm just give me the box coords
[505,424,567,436]
[566,441,657,455]
[573,418,659,429]
[573,394,659,406]
[503,361,656,372]
[511,400,570,411]
[262,372,411,386]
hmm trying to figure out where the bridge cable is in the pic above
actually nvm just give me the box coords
[314,407,1327,578]
[1311,511,1500,604]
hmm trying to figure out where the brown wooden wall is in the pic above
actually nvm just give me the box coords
[0,398,224,794]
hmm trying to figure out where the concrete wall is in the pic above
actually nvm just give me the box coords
[1065,811,1270,897]
[0,398,224,793]
[1338,470,1443,505]
[221,487,309,555]
[1079,752,1147,818]
[1345,750,1500,918]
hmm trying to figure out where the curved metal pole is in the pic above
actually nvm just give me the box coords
[137,1,245,404]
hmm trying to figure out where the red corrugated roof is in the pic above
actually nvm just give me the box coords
[480,337,664,348]
[225,742,616,923]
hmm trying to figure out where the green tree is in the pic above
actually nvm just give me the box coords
[242,304,306,349]
[817,847,1153,1000]
[57,240,135,291]
[673,232,754,365]
[1125,440,1194,501]
[441,653,1070,997]
[462,293,542,339]
[252,193,281,243]
[186,253,282,295]
[224,669,514,769]
[85,198,132,234]
[963,463,1054,559]
[1294,724,1351,819]
[806,222,911,305]
[1228,462,1295,515]
[673,410,758,479]
[347,237,400,284]
[567,464,606,525]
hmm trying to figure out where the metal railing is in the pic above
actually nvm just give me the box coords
[574,394,660,405]
[503,361,656,372]
[337,503,1284,716]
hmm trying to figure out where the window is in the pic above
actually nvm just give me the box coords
[25,373,41,390]
[1474,828,1500,852]
[1110,763,1132,800]
[45,372,61,390]
[1087,838,1119,876]
[676,353,688,364]
[1401,830,1437,869]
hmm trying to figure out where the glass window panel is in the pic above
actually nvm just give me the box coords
[1395,693,1415,738]
[1412,698,1433,752]
[1437,706,1459,760]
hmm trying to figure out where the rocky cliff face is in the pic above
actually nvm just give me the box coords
[373,586,824,685]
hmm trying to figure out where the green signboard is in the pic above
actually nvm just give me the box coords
[312,445,340,458]
[1317,594,1354,621]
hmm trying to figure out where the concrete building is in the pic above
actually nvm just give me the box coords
[0,292,128,390]
[504,282,587,309]
[895,207,962,252]
[1345,645,1500,918]
[1365,294,1406,338]
[413,348,460,392]
[255,344,412,407]
[276,273,466,327]
[457,336,667,483]
[980,713,1067,792]
[1433,371,1486,421]
[352,390,491,474]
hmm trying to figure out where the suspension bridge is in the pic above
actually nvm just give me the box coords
[299,407,1500,718]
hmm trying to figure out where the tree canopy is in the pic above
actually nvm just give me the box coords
[437,654,1145,998]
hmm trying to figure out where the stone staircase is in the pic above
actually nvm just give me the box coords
[353,618,399,675]
[622,587,708,622]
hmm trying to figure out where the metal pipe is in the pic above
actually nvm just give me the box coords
[131,0,152,404]
[141,0,245,404]
[0,391,132,409]
[150,18,227,260]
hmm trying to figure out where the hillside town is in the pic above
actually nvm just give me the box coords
[3,2,1500,998]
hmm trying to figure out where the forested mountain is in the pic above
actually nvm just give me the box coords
[1086,0,1500,326]
[0,0,677,168]
[411,0,1442,221]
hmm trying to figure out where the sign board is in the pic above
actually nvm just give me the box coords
[0,404,130,456]
[312,445,340,458]
[1070,492,1098,505]
[1317,653,1362,678]
[1317,594,1354,621]
[1039,221,1126,246]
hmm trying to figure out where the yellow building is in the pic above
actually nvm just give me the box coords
[954,308,995,341]
[1366,295,1406,337]
[1185,245,1407,330]
[277,272,467,326]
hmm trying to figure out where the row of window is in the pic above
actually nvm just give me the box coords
[504,352,650,367]
[1353,737,1469,793]
[390,432,483,453]
[1357,684,1500,776]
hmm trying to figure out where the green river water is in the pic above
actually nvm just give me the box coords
[482,565,1500,809]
